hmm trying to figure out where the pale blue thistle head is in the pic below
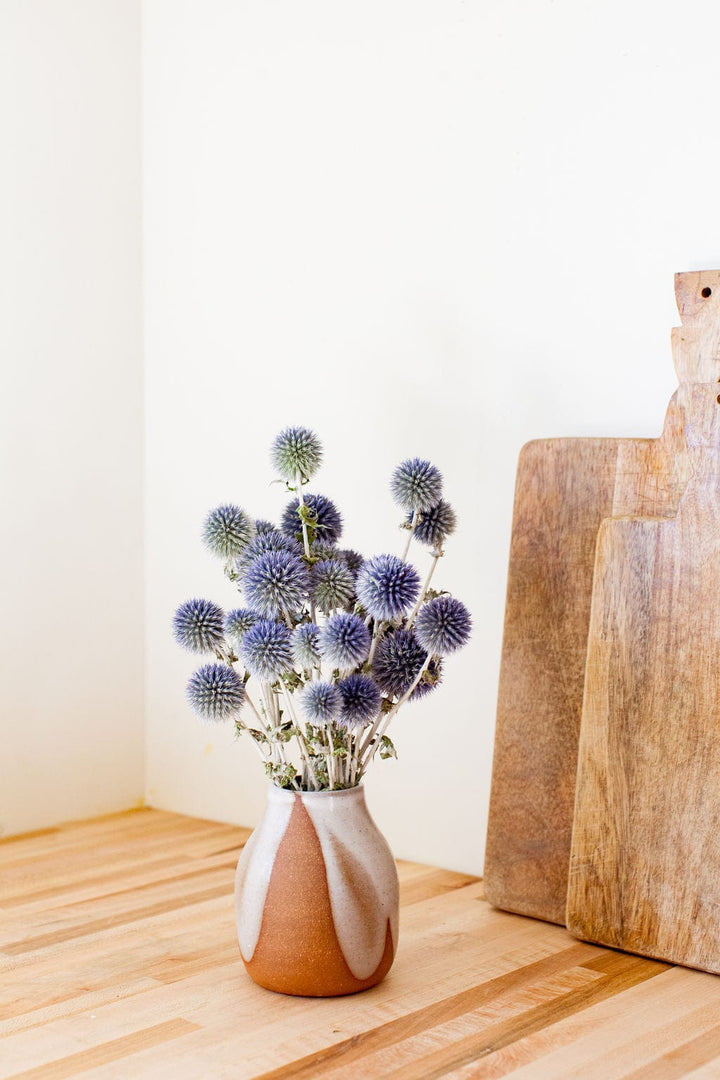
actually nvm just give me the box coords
[271,426,323,483]
[410,500,457,548]
[415,596,472,655]
[281,494,343,545]
[356,554,420,622]
[301,681,341,726]
[240,619,294,680]
[243,550,310,619]
[336,674,382,731]
[312,559,355,614]
[390,458,443,513]
[186,663,245,720]
[202,504,255,559]
[224,608,260,645]
[373,628,442,700]
[319,613,371,670]
[236,529,302,573]
[173,598,226,654]
[292,622,321,667]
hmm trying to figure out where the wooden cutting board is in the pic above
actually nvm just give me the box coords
[484,276,697,926]
[567,270,720,972]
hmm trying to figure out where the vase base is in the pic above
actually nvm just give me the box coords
[241,919,395,998]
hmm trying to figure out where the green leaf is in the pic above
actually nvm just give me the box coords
[271,722,296,743]
[264,761,299,787]
[379,735,398,760]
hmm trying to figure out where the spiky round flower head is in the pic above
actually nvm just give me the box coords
[224,608,259,645]
[373,629,442,700]
[243,550,310,619]
[313,559,355,614]
[271,426,323,483]
[411,500,457,548]
[255,519,276,535]
[310,541,341,561]
[240,619,294,680]
[391,458,443,513]
[301,681,341,726]
[319,613,371,670]
[356,554,420,622]
[336,674,382,731]
[236,529,302,573]
[292,622,321,667]
[173,598,226,654]
[186,663,245,720]
[339,548,365,575]
[281,494,343,545]
[415,596,472,656]
[202,505,255,559]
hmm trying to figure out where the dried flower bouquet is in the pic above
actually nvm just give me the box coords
[174,427,471,791]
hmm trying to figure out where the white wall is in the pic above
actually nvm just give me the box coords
[143,0,720,875]
[0,0,144,835]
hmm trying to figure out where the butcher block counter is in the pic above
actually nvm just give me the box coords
[3,808,720,1079]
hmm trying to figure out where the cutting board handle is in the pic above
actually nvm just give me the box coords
[672,270,720,384]
[668,271,720,473]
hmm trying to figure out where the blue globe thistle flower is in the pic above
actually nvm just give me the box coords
[292,622,321,667]
[339,548,364,575]
[254,519,276,535]
[236,529,302,573]
[173,598,226,654]
[336,674,382,731]
[319,613,371,670]
[186,663,245,720]
[202,505,255,558]
[390,458,443,513]
[301,681,341,726]
[240,619,294,680]
[415,596,472,656]
[312,559,355,614]
[271,426,323,483]
[224,608,260,645]
[243,550,310,619]
[281,494,343,545]
[310,541,341,561]
[372,629,442,700]
[356,554,420,622]
[410,500,457,548]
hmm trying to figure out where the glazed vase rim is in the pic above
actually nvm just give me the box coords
[267,783,365,801]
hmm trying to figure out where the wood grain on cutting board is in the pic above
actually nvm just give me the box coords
[568,270,720,972]
[484,297,693,926]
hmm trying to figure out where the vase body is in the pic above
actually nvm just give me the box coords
[234,784,399,996]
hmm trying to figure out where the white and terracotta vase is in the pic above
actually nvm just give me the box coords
[234,784,399,996]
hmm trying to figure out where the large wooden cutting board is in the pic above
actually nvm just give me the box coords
[484,279,695,925]
[567,270,720,972]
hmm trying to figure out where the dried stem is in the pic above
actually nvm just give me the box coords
[358,652,433,774]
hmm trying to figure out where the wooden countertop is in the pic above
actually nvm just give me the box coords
[3,809,720,1079]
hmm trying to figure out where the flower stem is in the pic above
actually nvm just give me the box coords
[367,619,386,665]
[400,510,418,562]
[406,550,441,628]
[358,652,433,773]
[281,679,319,790]
[295,473,318,624]
[250,685,300,792]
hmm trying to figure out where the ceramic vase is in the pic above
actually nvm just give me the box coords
[234,784,399,996]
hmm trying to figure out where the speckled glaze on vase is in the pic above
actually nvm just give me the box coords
[234,785,399,997]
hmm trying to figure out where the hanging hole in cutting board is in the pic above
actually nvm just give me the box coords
[702,287,712,298]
